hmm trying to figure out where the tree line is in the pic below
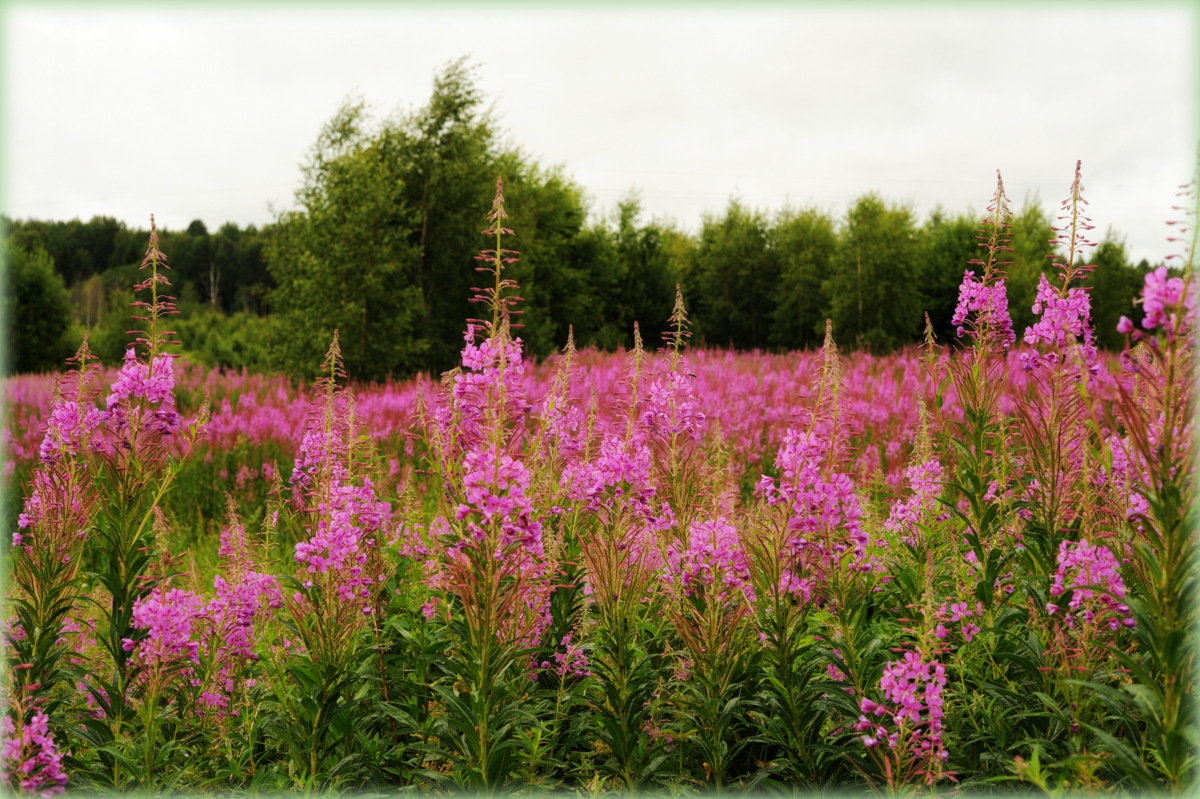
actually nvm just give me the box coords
[4,59,1157,379]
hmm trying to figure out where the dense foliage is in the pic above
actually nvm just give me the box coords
[2,163,1196,795]
[3,240,75,374]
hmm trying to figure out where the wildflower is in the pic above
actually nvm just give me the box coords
[541,633,590,680]
[450,324,530,445]
[37,400,100,464]
[641,369,706,441]
[561,434,657,518]
[1,711,68,796]
[760,428,873,578]
[102,349,180,436]
[1140,265,1195,336]
[883,459,944,545]
[1048,539,1135,631]
[854,651,949,781]
[952,270,1016,347]
[664,518,753,605]
[123,587,205,668]
[1022,273,1097,369]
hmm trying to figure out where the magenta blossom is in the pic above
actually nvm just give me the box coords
[1022,273,1098,370]
[102,349,180,436]
[884,459,944,546]
[1118,266,1196,339]
[664,518,754,605]
[1048,539,1135,631]
[854,651,948,781]
[760,429,875,579]
[952,270,1016,347]
[1,711,68,796]
[123,587,205,669]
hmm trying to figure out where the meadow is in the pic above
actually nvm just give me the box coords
[1,170,1195,795]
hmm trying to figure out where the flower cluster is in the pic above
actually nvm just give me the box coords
[448,324,530,447]
[1118,266,1196,339]
[1048,539,1135,631]
[123,587,205,670]
[1104,434,1151,522]
[540,633,590,680]
[288,375,391,615]
[664,518,753,605]
[289,390,352,498]
[293,474,391,611]
[438,440,552,646]
[641,369,706,441]
[883,459,945,546]
[15,355,101,555]
[102,349,180,437]
[13,468,92,553]
[457,444,544,558]
[1022,274,1097,369]
[760,428,872,581]
[37,400,100,465]
[934,600,984,643]
[196,515,281,715]
[854,651,948,778]
[952,270,1016,347]
[562,435,656,516]
[1,711,68,797]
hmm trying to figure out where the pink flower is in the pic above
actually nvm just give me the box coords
[123,587,205,668]
[761,429,874,581]
[37,400,100,464]
[855,651,948,768]
[1049,539,1135,631]
[1,711,68,796]
[664,518,753,604]
[1141,266,1195,334]
[103,349,180,435]
[884,459,944,545]
[952,270,1015,347]
[1022,273,1097,370]
[641,370,706,440]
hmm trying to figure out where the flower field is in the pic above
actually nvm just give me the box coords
[2,170,1196,795]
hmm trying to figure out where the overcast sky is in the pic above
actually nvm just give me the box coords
[3,3,1196,267]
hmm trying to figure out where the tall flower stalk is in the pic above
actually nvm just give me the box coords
[263,331,391,789]
[1101,157,1197,791]
[1014,161,1110,579]
[943,172,1019,607]
[410,177,553,793]
[3,217,208,792]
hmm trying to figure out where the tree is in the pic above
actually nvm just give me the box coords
[823,194,923,351]
[69,273,106,327]
[1085,236,1143,350]
[4,241,77,373]
[87,285,137,365]
[214,222,271,313]
[769,207,836,350]
[615,201,680,351]
[688,200,779,349]
[266,58,589,379]
[570,196,678,351]
[498,162,592,357]
[267,98,426,381]
[918,208,979,344]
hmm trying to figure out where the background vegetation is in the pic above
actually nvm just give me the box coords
[3,60,1155,380]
